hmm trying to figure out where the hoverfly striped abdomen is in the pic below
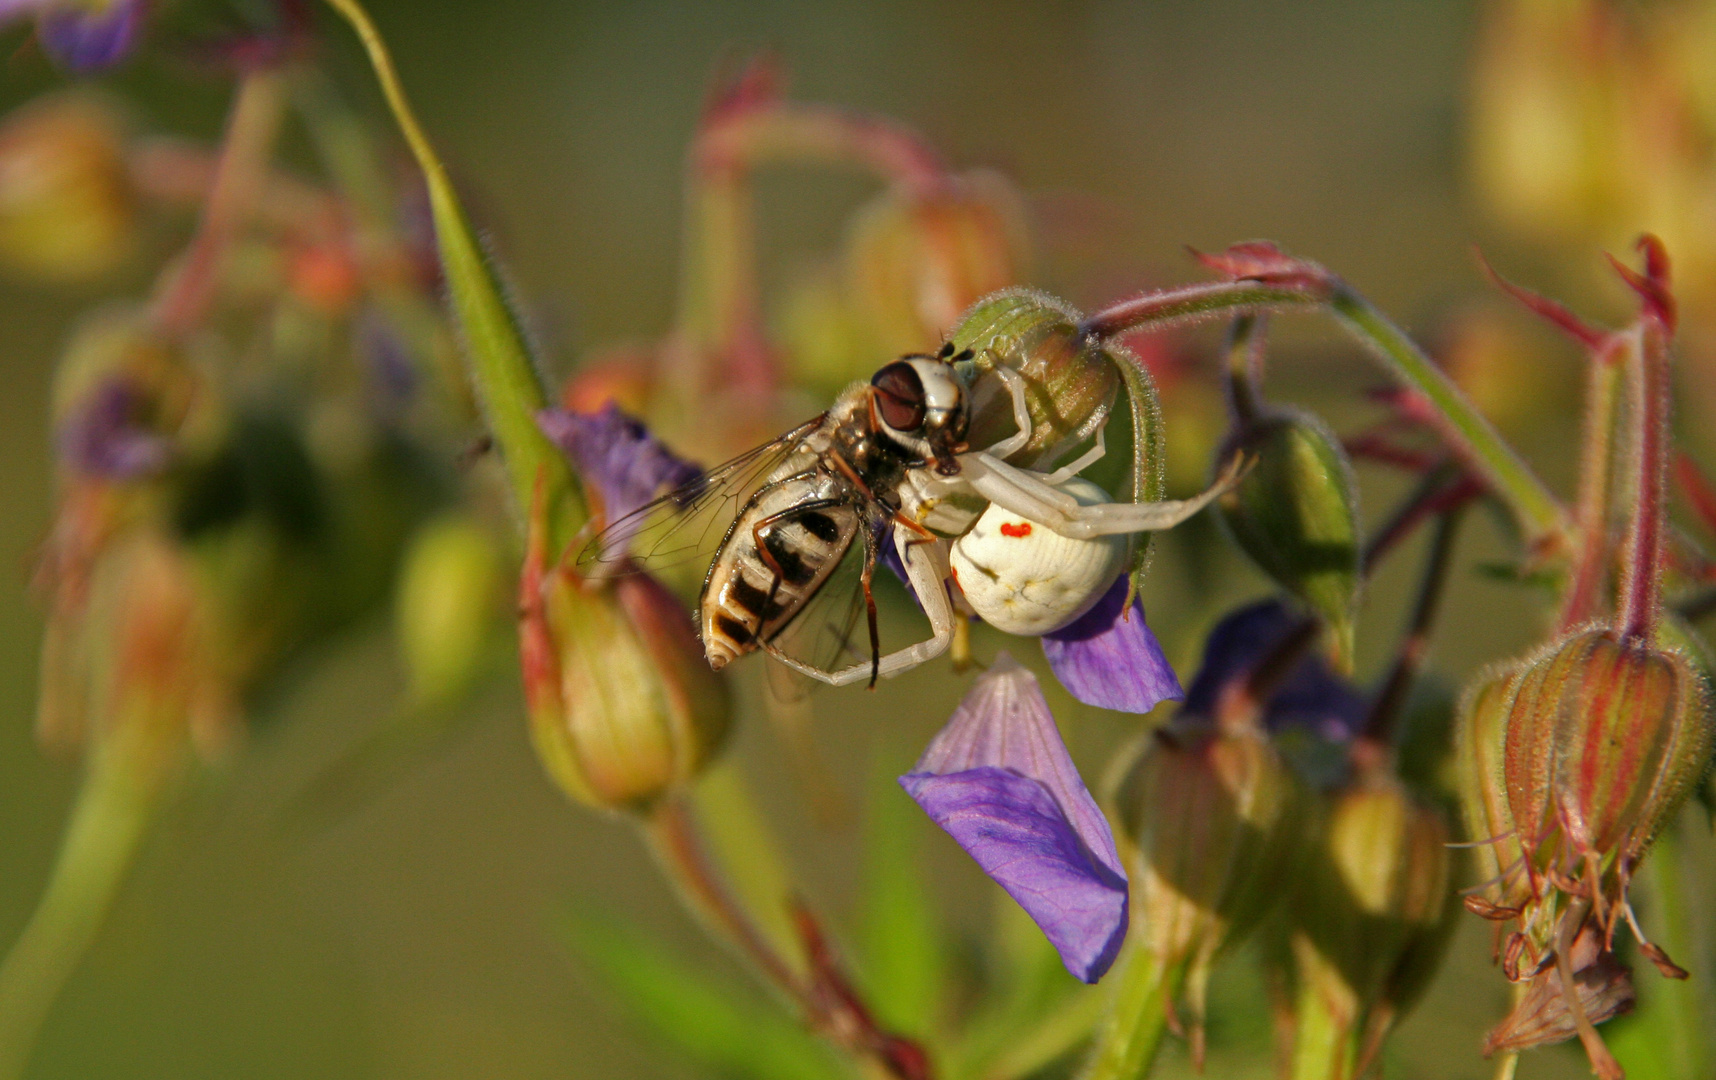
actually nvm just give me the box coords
[701,471,863,670]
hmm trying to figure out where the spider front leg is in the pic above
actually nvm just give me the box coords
[958,451,1247,540]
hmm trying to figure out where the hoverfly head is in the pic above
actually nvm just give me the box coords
[871,347,972,471]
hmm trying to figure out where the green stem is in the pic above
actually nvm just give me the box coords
[1224,315,1266,427]
[980,989,1103,1080]
[1288,980,1357,1080]
[1077,944,1181,1080]
[1323,286,1566,552]
[0,724,177,1080]
[1620,318,1671,642]
[320,0,585,551]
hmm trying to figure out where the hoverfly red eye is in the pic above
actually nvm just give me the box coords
[871,361,927,432]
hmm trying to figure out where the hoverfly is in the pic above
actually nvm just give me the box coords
[578,342,1236,687]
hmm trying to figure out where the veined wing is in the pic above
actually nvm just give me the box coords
[576,415,827,576]
[761,520,927,700]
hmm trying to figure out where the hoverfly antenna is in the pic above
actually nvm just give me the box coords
[953,347,975,362]
[937,341,956,359]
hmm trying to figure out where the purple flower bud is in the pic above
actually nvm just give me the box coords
[537,402,701,534]
[56,376,168,480]
[900,653,1127,983]
[37,0,146,73]
[1182,600,1367,741]
[1041,576,1182,714]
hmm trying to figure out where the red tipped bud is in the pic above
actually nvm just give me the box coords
[520,496,731,813]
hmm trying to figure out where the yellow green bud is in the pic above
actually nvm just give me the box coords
[520,504,731,813]
[1216,409,1360,669]
[1454,664,1532,916]
[1286,773,1458,1075]
[394,514,503,706]
[0,93,136,283]
[1109,719,1303,1061]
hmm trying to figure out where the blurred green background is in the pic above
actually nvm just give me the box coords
[0,1,1694,1077]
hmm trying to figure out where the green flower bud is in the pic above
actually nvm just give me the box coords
[394,514,503,706]
[946,290,1125,467]
[1109,719,1304,1063]
[0,93,136,283]
[845,170,1028,356]
[521,507,731,813]
[1286,773,1458,1075]
[1216,409,1360,669]
[1501,628,1714,900]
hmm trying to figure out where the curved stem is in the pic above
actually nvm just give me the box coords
[0,725,176,1080]
[1361,498,1465,750]
[1080,268,1569,555]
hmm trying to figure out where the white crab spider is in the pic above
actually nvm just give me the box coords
[783,364,1239,686]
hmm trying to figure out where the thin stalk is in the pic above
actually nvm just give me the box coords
[150,69,285,335]
[321,0,585,551]
[1360,463,1479,576]
[1560,336,1629,630]
[641,796,803,1002]
[1634,815,1711,1080]
[0,722,178,1080]
[980,990,1104,1080]
[1076,943,1181,1080]
[1361,500,1465,751]
[1223,314,1266,427]
[1489,1053,1518,1080]
[1620,318,1671,642]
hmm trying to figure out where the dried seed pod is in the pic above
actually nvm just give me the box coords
[1501,628,1714,894]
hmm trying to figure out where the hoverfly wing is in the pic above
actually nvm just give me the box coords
[760,519,872,703]
[575,415,827,575]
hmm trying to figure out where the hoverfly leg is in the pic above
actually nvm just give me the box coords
[860,538,880,689]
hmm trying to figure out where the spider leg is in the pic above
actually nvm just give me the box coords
[1037,423,1107,486]
[959,451,1246,539]
[982,366,1035,461]
[770,531,954,686]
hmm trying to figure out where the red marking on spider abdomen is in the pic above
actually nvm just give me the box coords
[999,522,1032,538]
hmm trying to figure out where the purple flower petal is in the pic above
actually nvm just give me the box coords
[537,403,702,527]
[1041,576,1183,714]
[1182,599,1367,741]
[38,0,145,73]
[57,377,168,480]
[901,654,1127,982]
